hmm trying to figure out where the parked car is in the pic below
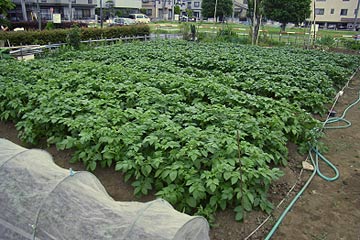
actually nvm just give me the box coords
[179,16,196,22]
[129,14,150,24]
[110,18,134,27]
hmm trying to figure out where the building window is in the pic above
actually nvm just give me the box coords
[71,0,76,3]
[83,9,90,17]
[315,8,325,15]
[142,0,150,3]
[194,2,200,7]
[340,9,348,15]
[88,0,92,3]
[41,0,46,2]
[330,8,334,14]
[146,9,152,16]
[343,0,350,1]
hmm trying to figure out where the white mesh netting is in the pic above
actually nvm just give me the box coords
[0,138,210,240]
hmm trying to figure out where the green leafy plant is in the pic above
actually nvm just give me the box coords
[0,40,358,222]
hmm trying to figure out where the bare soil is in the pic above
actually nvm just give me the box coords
[1,74,359,240]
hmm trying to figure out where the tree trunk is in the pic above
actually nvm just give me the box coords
[281,22,286,32]
[251,0,257,45]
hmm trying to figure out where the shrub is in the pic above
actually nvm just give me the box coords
[0,25,150,46]
[342,38,360,50]
[9,21,88,30]
[316,35,335,48]
[67,26,81,49]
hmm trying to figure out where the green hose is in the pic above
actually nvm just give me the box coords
[264,88,360,240]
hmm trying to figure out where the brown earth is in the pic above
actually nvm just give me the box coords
[1,74,359,240]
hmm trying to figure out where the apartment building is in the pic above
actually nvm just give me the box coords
[99,0,141,18]
[141,0,176,20]
[311,0,360,29]
[9,0,97,21]
[142,0,247,21]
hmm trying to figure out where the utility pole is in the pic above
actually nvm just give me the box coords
[69,0,72,21]
[354,0,360,31]
[100,0,103,28]
[213,0,218,23]
[171,0,175,21]
[232,0,235,23]
[37,0,41,30]
[21,0,28,22]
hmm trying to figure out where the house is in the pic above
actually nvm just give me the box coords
[9,0,98,22]
[310,0,360,29]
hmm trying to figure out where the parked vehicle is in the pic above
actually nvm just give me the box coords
[179,16,196,22]
[110,18,134,27]
[129,14,150,24]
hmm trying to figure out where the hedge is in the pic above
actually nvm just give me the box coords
[0,25,150,46]
[9,21,88,31]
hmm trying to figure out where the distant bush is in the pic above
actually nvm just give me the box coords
[316,35,336,48]
[0,25,150,46]
[342,38,360,50]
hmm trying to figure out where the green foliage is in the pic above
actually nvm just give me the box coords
[67,26,81,50]
[0,25,150,46]
[342,39,360,50]
[263,0,311,31]
[201,0,233,19]
[316,35,335,47]
[45,21,55,30]
[140,8,147,15]
[174,5,181,15]
[0,0,15,16]
[216,24,240,42]
[186,9,194,18]
[0,41,358,221]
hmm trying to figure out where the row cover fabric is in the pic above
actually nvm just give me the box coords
[0,138,210,240]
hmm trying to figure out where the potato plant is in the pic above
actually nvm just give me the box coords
[0,40,358,220]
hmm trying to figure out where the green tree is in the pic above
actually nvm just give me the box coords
[201,0,233,21]
[140,8,147,15]
[0,0,15,16]
[263,0,311,31]
[174,5,181,15]
[247,0,265,45]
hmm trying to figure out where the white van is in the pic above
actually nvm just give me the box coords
[129,14,150,24]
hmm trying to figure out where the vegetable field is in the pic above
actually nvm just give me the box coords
[1,41,359,220]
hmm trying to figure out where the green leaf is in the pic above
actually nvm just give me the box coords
[169,171,177,182]
[231,176,238,185]
[246,191,254,204]
[88,161,96,172]
[141,165,152,177]
[223,172,232,181]
[235,211,243,221]
[186,197,197,208]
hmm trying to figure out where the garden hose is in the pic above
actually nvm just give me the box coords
[264,87,360,240]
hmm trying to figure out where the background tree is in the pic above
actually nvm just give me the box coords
[140,8,147,15]
[174,5,181,15]
[0,0,15,27]
[0,0,15,17]
[247,0,265,45]
[201,0,233,21]
[105,0,115,19]
[263,0,311,31]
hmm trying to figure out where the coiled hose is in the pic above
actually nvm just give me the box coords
[264,87,360,240]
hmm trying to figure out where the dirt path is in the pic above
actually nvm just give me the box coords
[0,75,359,240]
[273,75,360,240]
